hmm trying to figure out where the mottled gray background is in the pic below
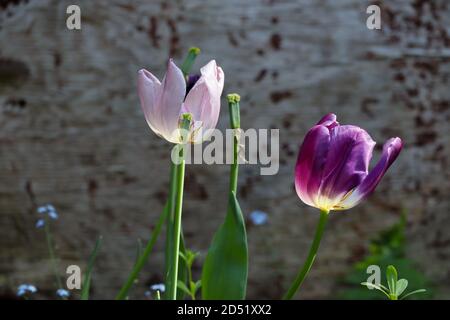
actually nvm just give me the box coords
[0,0,449,299]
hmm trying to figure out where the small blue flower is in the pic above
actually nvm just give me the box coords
[249,210,268,226]
[35,219,45,228]
[150,283,165,293]
[56,288,70,298]
[37,204,59,220]
[48,210,58,220]
[37,206,47,214]
[17,284,37,297]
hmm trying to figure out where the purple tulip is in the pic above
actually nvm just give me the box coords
[138,59,224,143]
[295,113,402,212]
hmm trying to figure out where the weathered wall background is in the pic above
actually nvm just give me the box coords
[0,0,449,299]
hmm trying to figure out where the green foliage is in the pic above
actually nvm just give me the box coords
[201,192,248,300]
[386,265,398,296]
[81,236,102,300]
[178,249,201,300]
[361,265,426,300]
[396,278,408,297]
[339,215,433,300]
[116,204,167,300]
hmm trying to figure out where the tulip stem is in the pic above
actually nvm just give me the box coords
[167,145,186,300]
[228,94,241,194]
[180,47,201,76]
[230,135,239,194]
[164,160,178,299]
[283,209,329,300]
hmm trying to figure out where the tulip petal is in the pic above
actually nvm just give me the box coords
[138,69,163,136]
[318,125,376,206]
[159,59,186,141]
[183,60,224,140]
[295,125,331,208]
[338,137,403,209]
[317,113,339,130]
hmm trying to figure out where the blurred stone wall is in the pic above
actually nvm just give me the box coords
[0,0,449,299]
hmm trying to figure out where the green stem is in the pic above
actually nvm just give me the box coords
[165,113,191,299]
[180,47,200,76]
[229,135,239,194]
[187,262,195,300]
[227,94,241,195]
[167,145,186,300]
[116,204,168,300]
[44,218,62,289]
[283,209,329,300]
[164,161,178,299]
[188,267,195,300]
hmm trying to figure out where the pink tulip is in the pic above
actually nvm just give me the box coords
[138,59,224,143]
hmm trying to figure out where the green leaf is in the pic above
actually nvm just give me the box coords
[189,281,195,292]
[81,236,102,300]
[400,289,426,300]
[379,283,390,292]
[360,282,390,299]
[386,265,398,294]
[179,251,188,264]
[177,280,191,296]
[193,280,202,295]
[201,192,248,300]
[396,279,408,296]
[186,249,199,267]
